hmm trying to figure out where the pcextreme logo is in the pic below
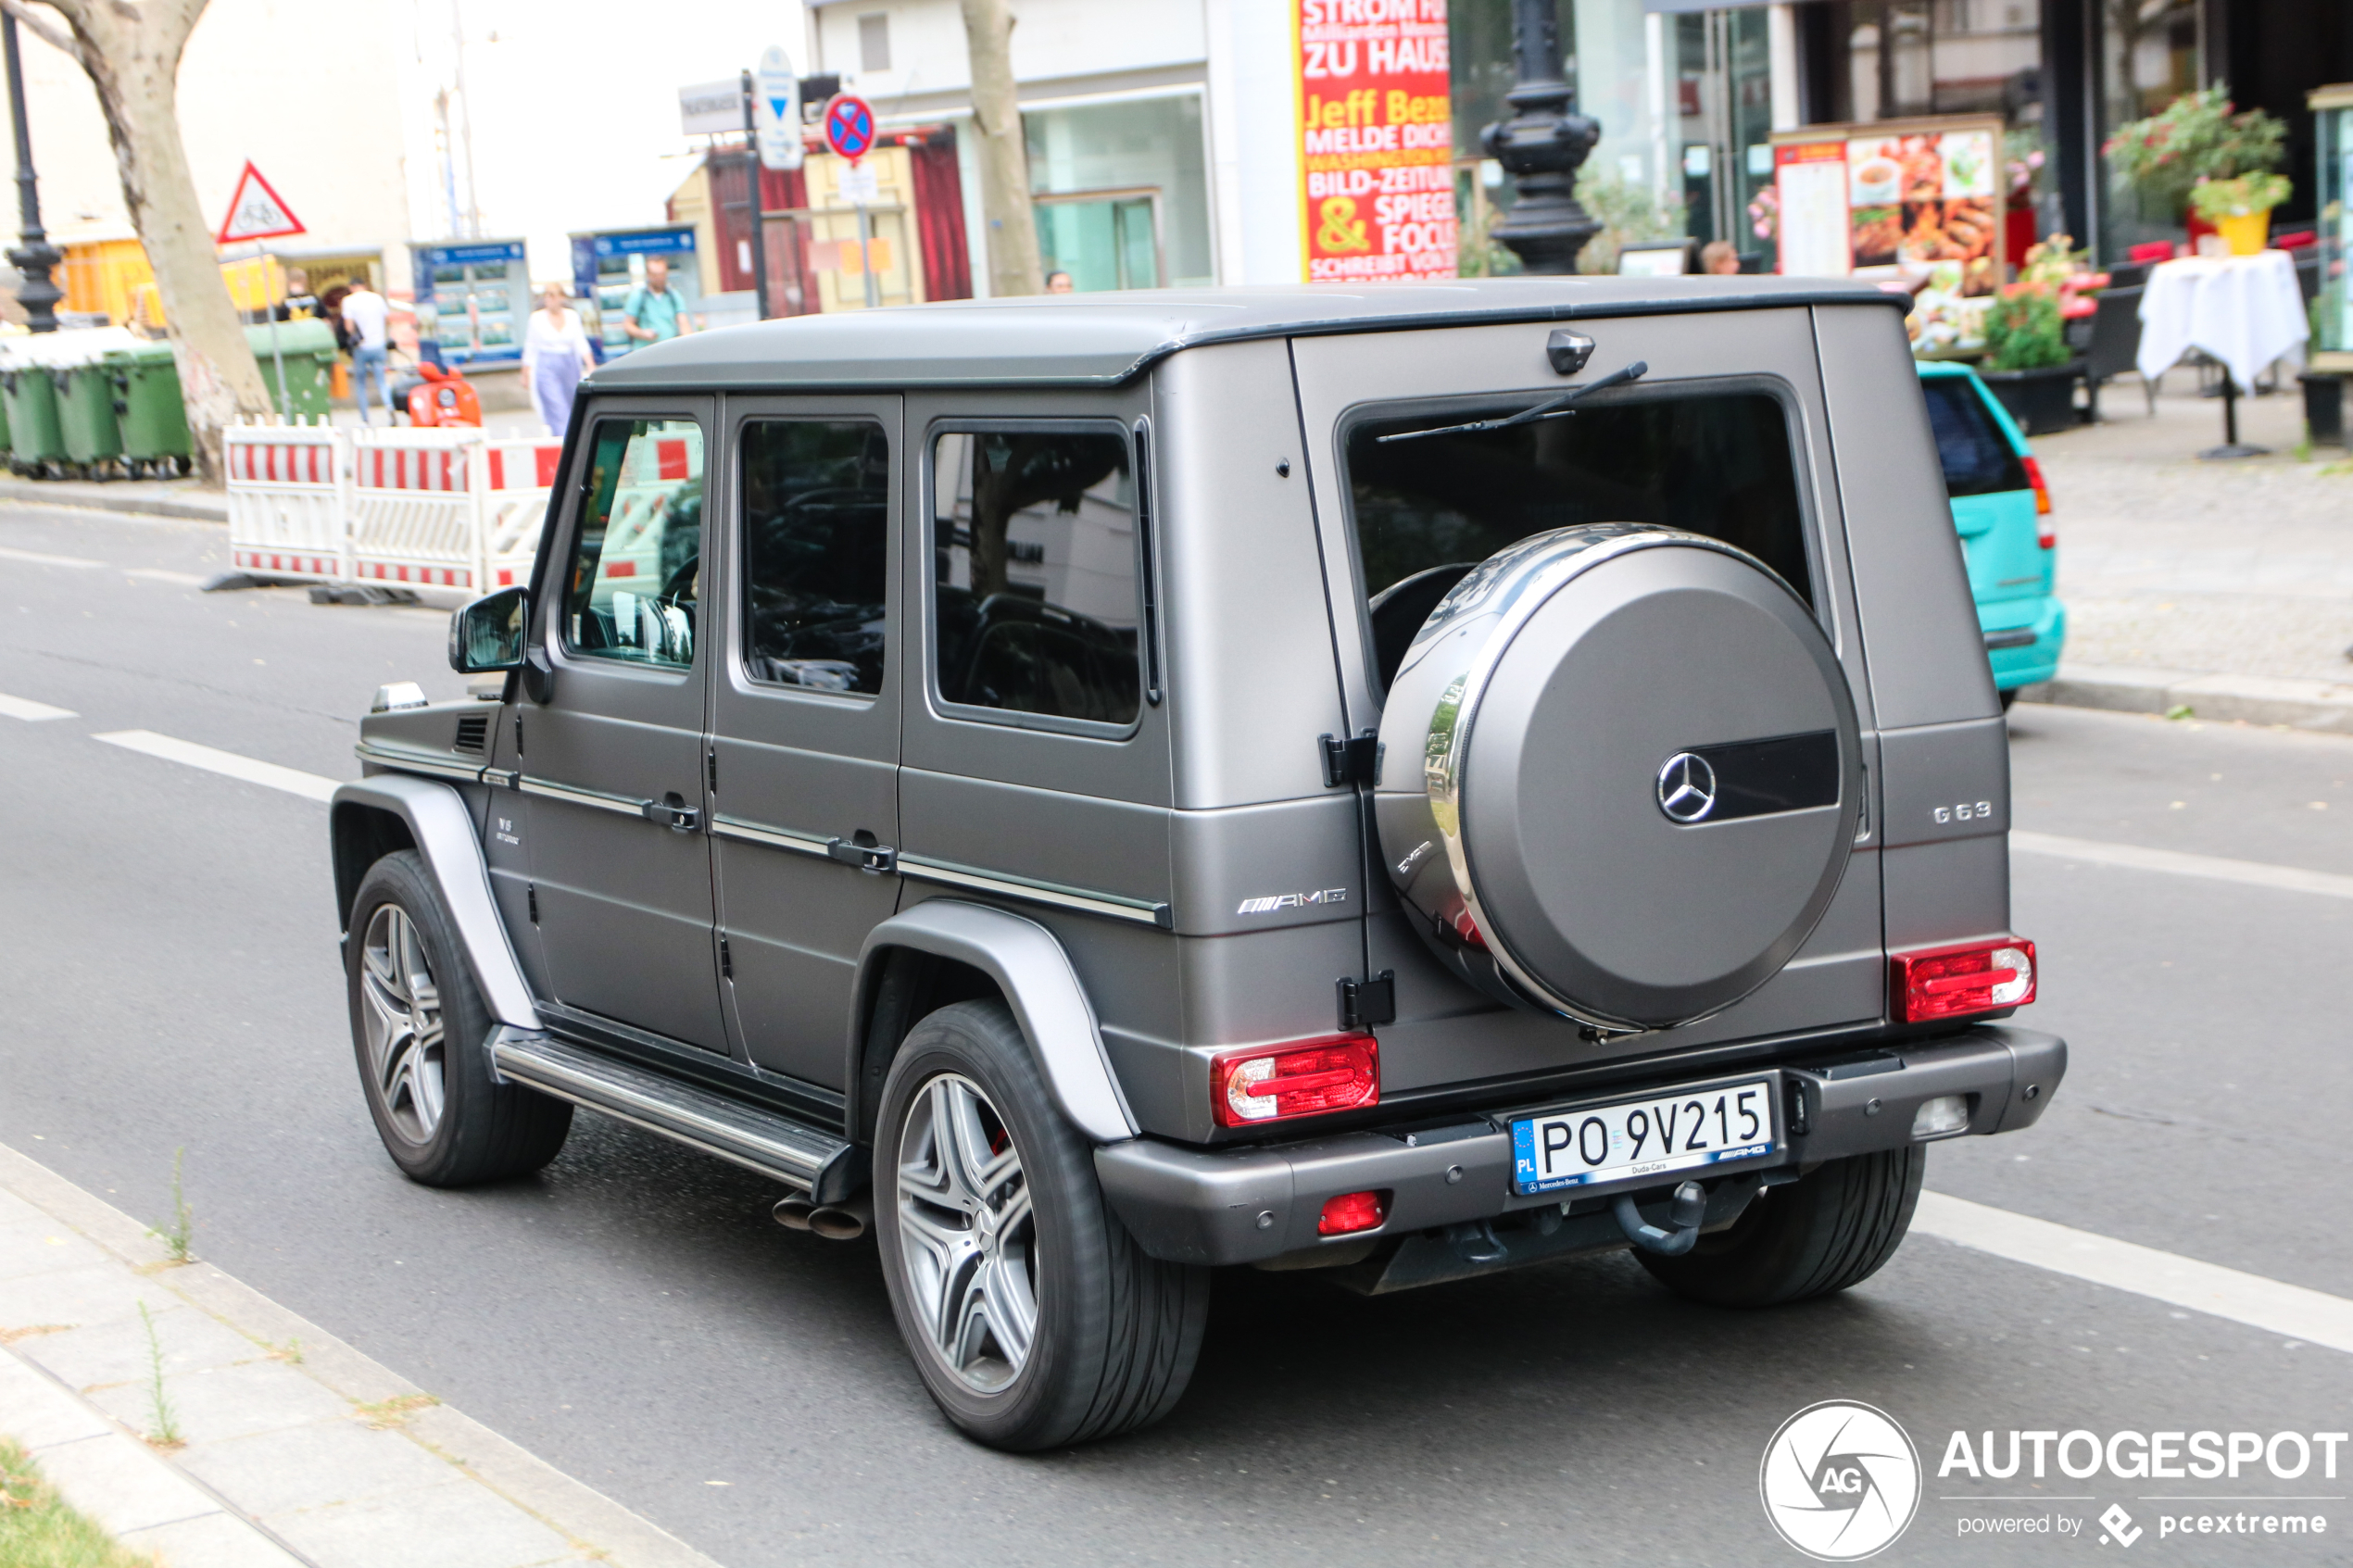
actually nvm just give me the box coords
[1760,1400,1923,1561]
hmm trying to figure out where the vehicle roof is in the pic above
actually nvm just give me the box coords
[587,275,1906,392]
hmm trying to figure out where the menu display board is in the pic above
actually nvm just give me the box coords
[1770,116,2005,295]
[1296,0,1456,283]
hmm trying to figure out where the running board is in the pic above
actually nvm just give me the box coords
[490,1032,861,1201]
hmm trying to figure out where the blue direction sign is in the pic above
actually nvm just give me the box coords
[824,94,875,161]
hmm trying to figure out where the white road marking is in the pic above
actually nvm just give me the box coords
[0,544,104,569]
[2012,829,2353,902]
[1916,1192,2353,1355]
[0,691,76,721]
[122,568,208,586]
[91,730,339,802]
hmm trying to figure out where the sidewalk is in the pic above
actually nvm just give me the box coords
[2020,374,2353,732]
[0,1142,723,1568]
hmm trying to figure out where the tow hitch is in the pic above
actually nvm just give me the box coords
[1612,1180,1710,1255]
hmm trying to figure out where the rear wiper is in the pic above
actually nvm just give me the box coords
[1375,360,1649,445]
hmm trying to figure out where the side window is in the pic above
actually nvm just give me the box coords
[739,420,891,694]
[561,418,705,669]
[931,429,1140,728]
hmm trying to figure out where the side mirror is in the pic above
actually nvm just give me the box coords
[449,585,528,673]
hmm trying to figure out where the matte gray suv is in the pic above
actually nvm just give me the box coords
[333,278,2064,1450]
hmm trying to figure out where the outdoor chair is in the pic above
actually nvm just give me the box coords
[2082,283,2149,420]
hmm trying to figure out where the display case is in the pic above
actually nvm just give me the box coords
[568,226,702,359]
[2311,84,2353,365]
[409,239,530,368]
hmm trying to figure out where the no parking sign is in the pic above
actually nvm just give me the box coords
[824,94,875,162]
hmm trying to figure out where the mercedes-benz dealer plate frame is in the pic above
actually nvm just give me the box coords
[1507,1073,1782,1197]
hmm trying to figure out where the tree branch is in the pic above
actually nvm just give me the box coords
[3,1,84,67]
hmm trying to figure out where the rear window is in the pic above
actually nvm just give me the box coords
[1920,376,2029,497]
[1345,389,1811,691]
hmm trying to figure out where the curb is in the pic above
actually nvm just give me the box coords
[0,1142,725,1568]
[2017,662,2353,734]
[0,478,227,523]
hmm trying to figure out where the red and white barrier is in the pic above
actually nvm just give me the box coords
[226,424,566,596]
[224,420,348,583]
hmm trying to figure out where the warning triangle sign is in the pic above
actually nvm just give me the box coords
[216,162,306,245]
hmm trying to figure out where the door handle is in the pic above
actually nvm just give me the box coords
[642,793,701,833]
[825,836,896,873]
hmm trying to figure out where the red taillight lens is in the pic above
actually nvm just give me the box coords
[1318,1189,1390,1236]
[1211,1034,1379,1126]
[2021,455,2055,542]
[1892,939,2037,1022]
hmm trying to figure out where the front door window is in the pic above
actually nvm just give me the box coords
[561,419,706,668]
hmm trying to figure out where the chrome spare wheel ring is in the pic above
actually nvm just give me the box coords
[895,1073,1038,1394]
[359,903,447,1144]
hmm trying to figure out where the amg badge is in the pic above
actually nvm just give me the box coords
[1237,889,1347,916]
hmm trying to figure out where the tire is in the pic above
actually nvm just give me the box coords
[1634,1147,1925,1308]
[873,999,1210,1450]
[346,850,572,1186]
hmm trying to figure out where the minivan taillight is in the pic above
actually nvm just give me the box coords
[1892,939,2036,1022]
[2021,456,2055,544]
[1212,1035,1379,1126]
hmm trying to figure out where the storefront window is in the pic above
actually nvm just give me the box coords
[1822,1,2044,127]
[2099,0,2201,258]
[1024,95,1214,289]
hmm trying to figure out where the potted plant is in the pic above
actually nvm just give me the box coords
[1978,282,2080,434]
[2105,86,2286,239]
[2190,171,2294,255]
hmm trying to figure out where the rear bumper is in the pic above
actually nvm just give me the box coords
[1096,1025,2065,1267]
[1983,596,2066,689]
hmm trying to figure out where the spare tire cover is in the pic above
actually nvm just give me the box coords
[1374,524,1860,1033]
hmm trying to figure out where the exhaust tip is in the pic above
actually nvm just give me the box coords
[806,1196,875,1242]
[772,1196,816,1231]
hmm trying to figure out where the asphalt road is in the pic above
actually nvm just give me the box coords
[5,499,2352,1567]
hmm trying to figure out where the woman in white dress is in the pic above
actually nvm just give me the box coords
[520,282,595,437]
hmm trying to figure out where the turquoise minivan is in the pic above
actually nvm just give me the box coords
[1918,360,2065,707]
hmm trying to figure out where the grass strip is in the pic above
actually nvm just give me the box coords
[0,1436,157,1567]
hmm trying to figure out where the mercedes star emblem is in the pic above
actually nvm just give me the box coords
[1656,751,1718,823]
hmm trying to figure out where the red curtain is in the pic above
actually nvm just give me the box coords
[906,133,972,302]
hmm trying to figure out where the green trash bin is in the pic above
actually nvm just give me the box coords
[0,363,64,474]
[105,342,191,474]
[52,357,124,470]
[245,318,337,422]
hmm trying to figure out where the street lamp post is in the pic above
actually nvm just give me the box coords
[2,13,60,332]
[1479,0,1602,276]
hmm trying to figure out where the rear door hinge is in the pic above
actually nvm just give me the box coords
[707,747,718,796]
[1337,970,1396,1030]
[719,934,733,980]
[1320,730,1378,788]
[526,883,538,924]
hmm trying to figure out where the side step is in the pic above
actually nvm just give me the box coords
[491,1033,861,1201]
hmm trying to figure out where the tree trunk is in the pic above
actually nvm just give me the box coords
[41,0,268,481]
[959,0,1042,298]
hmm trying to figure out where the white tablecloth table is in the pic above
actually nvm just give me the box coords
[2136,249,2309,393]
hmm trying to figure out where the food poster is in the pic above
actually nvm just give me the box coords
[1772,119,2004,297]
[1297,0,1457,282]
[1844,129,1998,290]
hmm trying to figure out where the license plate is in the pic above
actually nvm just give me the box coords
[1509,1077,1777,1196]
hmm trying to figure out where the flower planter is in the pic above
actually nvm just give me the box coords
[1979,360,2084,435]
[2216,209,2271,255]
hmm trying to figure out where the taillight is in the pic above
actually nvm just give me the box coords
[2021,455,2055,544]
[1892,939,2036,1022]
[1212,1034,1379,1126]
[1318,1189,1390,1236]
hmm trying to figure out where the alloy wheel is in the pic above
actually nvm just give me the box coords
[894,1073,1038,1393]
[359,903,446,1143]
